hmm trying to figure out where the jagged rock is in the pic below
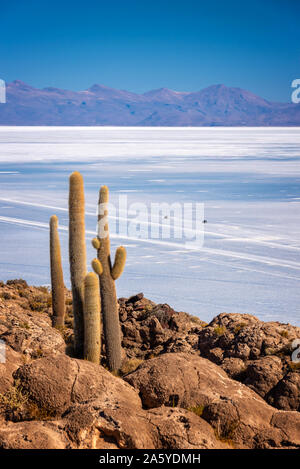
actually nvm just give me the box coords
[126,293,144,304]
[0,284,65,359]
[197,312,300,411]
[267,372,300,411]
[220,357,246,379]
[198,313,300,361]
[119,296,204,360]
[205,347,224,364]
[243,356,284,398]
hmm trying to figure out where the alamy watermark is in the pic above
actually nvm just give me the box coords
[291,79,300,104]
[0,79,6,104]
[97,195,205,250]
[291,339,300,363]
[0,339,6,363]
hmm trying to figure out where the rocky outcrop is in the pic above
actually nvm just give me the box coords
[120,296,300,413]
[0,281,66,360]
[119,294,205,359]
[0,281,299,449]
[125,353,300,449]
[197,312,300,411]
[198,312,300,361]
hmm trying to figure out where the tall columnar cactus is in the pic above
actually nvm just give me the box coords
[92,185,126,371]
[49,215,65,328]
[83,272,101,364]
[69,171,87,357]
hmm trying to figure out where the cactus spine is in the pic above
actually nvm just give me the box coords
[83,272,101,364]
[92,185,126,371]
[69,171,87,357]
[49,215,65,328]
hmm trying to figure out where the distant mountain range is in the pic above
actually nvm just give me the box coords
[0,80,299,126]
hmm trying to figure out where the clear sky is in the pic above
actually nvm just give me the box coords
[1,0,299,101]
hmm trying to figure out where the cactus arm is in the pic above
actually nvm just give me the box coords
[91,238,100,250]
[92,258,103,276]
[111,246,127,280]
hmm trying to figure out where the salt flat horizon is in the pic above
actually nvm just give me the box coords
[0,126,299,325]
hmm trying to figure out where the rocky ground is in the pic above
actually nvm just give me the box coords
[0,280,299,449]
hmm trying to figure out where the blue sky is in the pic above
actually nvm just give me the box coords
[1,0,299,101]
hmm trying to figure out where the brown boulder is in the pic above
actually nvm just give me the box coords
[63,399,155,449]
[147,407,229,449]
[267,372,300,411]
[0,346,23,394]
[0,420,70,449]
[220,357,246,379]
[14,355,141,416]
[271,411,300,446]
[125,353,271,415]
[243,356,284,398]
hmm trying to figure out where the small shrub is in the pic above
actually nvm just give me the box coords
[214,420,238,447]
[280,330,289,338]
[0,381,28,413]
[234,322,247,334]
[190,315,205,326]
[102,364,121,378]
[32,348,44,359]
[168,394,179,407]
[0,381,55,421]
[120,358,144,375]
[214,326,227,336]
[29,301,44,312]
[25,402,56,421]
[188,405,205,417]
[19,322,30,330]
